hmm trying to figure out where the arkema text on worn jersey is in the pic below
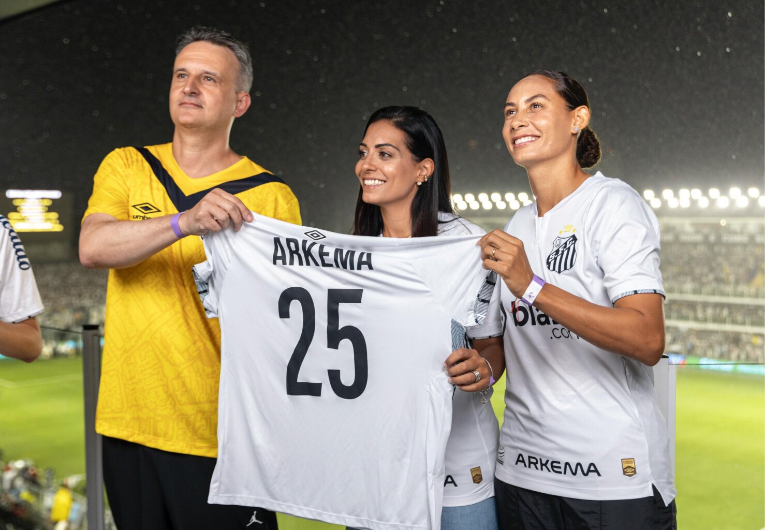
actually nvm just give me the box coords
[272,237,374,271]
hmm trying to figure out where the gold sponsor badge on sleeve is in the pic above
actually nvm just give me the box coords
[470,466,483,484]
[621,458,636,477]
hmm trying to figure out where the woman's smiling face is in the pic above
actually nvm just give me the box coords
[356,120,426,210]
[502,75,580,169]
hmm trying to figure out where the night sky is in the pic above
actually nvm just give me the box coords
[1,0,763,233]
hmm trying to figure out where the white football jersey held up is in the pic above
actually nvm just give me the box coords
[194,213,490,530]
[0,215,44,325]
[482,174,676,504]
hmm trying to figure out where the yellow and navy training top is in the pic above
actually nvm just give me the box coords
[83,143,301,457]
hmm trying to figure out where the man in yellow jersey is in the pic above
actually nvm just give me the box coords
[79,27,300,530]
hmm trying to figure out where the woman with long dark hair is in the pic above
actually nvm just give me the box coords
[351,106,504,529]
[478,71,677,529]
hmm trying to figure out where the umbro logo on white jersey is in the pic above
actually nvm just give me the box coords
[246,510,263,526]
[304,229,326,241]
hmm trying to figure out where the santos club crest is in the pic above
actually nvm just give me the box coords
[546,233,578,273]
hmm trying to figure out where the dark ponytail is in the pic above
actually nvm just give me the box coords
[526,70,602,169]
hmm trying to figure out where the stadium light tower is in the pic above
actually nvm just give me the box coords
[650,198,661,208]
[691,189,702,199]
[668,197,679,208]
[736,196,749,208]
[643,189,655,200]
[748,187,760,198]
[709,188,721,199]
[717,196,730,208]
[729,187,742,199]
[698,197,710,208]
[662,189,674,200]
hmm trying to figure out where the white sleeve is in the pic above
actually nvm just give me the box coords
[0,219,44,323]
[591,187,665,304]
[408,235,490,327]
[193,230,237,319]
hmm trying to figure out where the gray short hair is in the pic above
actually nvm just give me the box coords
[175,26,253,93]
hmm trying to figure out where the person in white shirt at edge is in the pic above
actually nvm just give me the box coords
[346,106,505,530]
[476,70,677,529]
[0,214,44,362]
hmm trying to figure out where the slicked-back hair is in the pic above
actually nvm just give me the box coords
[352,106,455,238]
[525,70,602,169]
[175,26,253,93]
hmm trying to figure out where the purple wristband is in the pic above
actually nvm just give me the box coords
[521,274,545,306]
[171,211,185,239]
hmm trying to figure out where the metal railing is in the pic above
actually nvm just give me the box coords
[82,324,105,530]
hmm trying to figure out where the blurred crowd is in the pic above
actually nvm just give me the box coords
[665,328,763,363]
[665,300,765,327]
[660,222,764,298]
[0,458,86,530]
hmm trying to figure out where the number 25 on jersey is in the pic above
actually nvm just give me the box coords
[279,288,368,400]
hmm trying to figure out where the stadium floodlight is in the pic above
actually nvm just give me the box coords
[736,196,748,208]
[759,196,765,207]
[662,189,674,199]
[510,200,520,210]
[729,187,741,199]
[452,194,463,202]
[698,197,709,208]
[6,189,63,199]
[748,187,760,198]
[469,201,480,210]
[505,192,515,201]
[709,188,720,199]
[478,193,489,202]
[680,198,691,208]
[717,196,730,208]
[465,193,475,202]
[668,197,679,208]
[482,201,493,210]
[518,192,529,201]
[650,198,661,208]
[490,192,501,202]
[679,189,690,199]
[496,201,507,210]
[691,189,702,199]
[643,189,655,200]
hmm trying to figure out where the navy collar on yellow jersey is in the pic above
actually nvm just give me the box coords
[134,146,285,211]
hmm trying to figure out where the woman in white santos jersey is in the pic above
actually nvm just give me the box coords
[349,106,505,530]
[477,71,677,529]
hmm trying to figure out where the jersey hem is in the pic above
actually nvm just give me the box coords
[209,494,427,530]
[495,468,659,501]
[96,421,217,458]
[441,485,494,507]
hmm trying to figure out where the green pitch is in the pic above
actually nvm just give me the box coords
[1,358,762,529]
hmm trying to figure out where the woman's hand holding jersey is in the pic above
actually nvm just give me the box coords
[478,229,535,298]
[444,337,504,392]
[478,229,665,366]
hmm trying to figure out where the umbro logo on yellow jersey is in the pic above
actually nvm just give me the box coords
[132,202,161,215]
[132,202,161,220]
